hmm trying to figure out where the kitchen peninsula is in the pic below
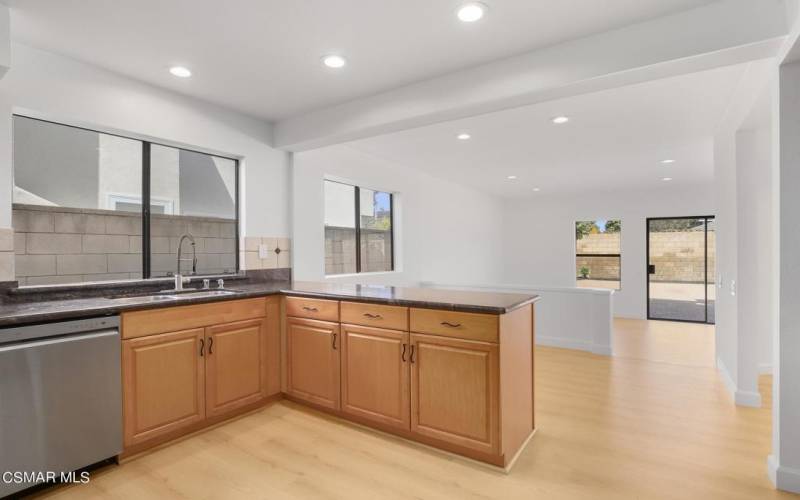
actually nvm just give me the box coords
[0,280,538,470]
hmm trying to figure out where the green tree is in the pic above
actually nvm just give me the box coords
[575,221,599,240]
[649,219,705,232]
[604,220,621,233]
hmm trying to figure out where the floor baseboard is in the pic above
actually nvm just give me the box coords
[717,356,762,408]
[768,454,800,494]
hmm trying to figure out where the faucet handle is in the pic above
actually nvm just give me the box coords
[217,278,224,289]
[203,279,210,289]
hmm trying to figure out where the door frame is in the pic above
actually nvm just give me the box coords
[646,215,715,324]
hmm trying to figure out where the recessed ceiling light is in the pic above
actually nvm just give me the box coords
[169,66,192,78]
[661,159,676,164]
[662,177,673,181]
[507,175,517,180]
[457,2,486,22]
[532,187,541,192]
[322,55,347,69]
[457,133,471,140]
[551,116,570,124]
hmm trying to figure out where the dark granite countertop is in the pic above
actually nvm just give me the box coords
[283,282,539,314]
[0,280,539,329]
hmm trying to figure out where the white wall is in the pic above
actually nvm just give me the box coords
[736,113,775,382]
[0,43,289,237]
[771,58,800,494]
[712,58,776,409]
[291,144,505,286]
[501,185,714,319]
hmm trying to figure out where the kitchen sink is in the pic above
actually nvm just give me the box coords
[167,289,240,298]
[107,288,241,302]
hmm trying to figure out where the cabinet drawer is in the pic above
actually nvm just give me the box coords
[410,308,498,343]
[285,296,339,322]
[122,298,266,339]
[341,302,408,331]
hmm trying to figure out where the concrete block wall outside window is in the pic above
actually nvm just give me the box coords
[13,204,236,285]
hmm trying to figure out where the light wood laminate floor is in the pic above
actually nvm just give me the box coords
[35,320,795,500]
[614,317,716,367]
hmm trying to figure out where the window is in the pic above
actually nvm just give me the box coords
[575,219,621,290]
[324,180,393,275]
[12,115,238,286]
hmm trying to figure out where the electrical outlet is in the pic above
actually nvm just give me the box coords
[258,243,270,259]
[730,279,736,296]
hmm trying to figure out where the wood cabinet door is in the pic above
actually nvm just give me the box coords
[123,328,206,447]
[340,324,410,430]
[410,333,499,455]
[205,319,266,418]
[286,317,341,410]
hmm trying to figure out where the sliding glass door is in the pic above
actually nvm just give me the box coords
[647,216,715,324]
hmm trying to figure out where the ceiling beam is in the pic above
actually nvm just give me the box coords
[274,0,788,152]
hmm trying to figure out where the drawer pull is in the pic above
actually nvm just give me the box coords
[363,313,383,319]
[302,306,319,312]
[440,321,462,328]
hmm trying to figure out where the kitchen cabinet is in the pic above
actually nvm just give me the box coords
[119,291,535,468]
[340,323,410,430]
[121,298,272,454]
[205,318,266,418]
[285,317,341,410]
[410,333,499,456]
[122,328,206,447]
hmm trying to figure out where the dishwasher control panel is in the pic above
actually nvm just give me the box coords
[0,316,120,345]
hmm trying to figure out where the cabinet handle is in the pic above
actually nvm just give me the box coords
[302,306,319,312]
[409,345,416,363]
[401,343,407,362]
[363,313,383,319]
[199,338,205,357]
[440,321,462,328]
[208,337,214,355]
[332,332,338,350]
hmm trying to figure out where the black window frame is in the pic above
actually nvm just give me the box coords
[324,179,395,275]
[13,114,240,280]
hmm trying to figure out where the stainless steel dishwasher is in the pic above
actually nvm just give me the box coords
[0,316,122,497]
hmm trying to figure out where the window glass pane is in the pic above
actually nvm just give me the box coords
[324,181,356,275]
[575,219,621,290]
[12,115,143,285]
[359,188,393,273]
[149,144,237,277]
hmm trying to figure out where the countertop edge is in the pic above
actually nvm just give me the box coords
[0,286,541,329]
[280,290,540,315]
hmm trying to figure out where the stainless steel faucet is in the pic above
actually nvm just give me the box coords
[174,233,197,291]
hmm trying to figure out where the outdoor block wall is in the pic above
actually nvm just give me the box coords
[575,230,716,283]
[576,255,620,280]
[325,226,392,275]
[13,204,236,285]
[649,230,716,283]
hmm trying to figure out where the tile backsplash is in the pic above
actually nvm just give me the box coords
[0,228,15,282]
[241,236,291,270]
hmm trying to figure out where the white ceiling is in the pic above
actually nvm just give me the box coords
[5,0,719,121]
[347,63,749,198]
